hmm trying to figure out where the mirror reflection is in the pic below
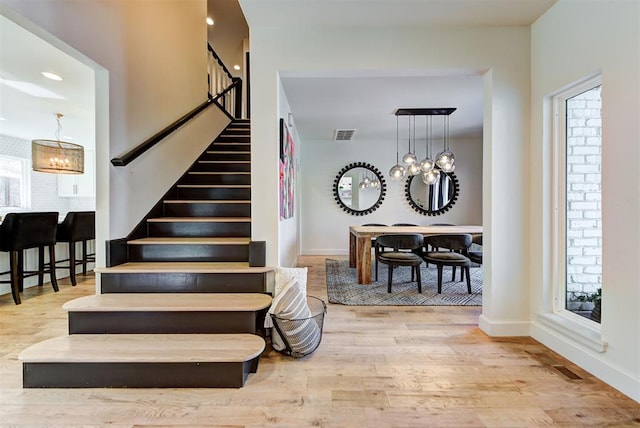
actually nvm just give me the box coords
[405,172,459,216]
[333,162,386,216]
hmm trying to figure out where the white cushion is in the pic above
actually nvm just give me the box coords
[274,266,307,297]
[268,279,321,355]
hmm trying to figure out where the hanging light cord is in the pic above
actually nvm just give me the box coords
[396,115,399,164]
[54,113,64,147]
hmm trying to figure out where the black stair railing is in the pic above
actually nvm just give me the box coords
[111,43,242,167]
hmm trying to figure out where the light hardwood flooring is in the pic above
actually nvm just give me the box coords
[1,255,639,427]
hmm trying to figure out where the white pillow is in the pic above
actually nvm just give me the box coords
[268,279,321,355]
[274,266,307,297]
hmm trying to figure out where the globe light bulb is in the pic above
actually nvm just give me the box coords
[440,161,455,172]
[402,152,417,166]
[421,169,440,185]
[359,181,367,189]
[407,163,421,176]
[435,150,455,169]
[363,176,371,184]
[389,164,406,181]
[419,158,435,173]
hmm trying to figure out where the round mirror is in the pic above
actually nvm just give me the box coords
[333,162,387,216]
[404,172,459,216]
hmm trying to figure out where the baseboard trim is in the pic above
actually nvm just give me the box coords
[531,322,640,403]
[479,314,530,336]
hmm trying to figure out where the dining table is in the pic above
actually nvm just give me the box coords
[349,225,483,284]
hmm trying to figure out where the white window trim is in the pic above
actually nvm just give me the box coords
[538,74,606,353]
[0,154,31,216]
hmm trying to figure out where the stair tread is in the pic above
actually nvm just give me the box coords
[95,261,272,274]
[163,200,250,204]
[189,171,251,175]
[148,217,251,223]
[63,293,272,312]
[177,184,250,188]
[128,237,251,245]
[19,334,265,363]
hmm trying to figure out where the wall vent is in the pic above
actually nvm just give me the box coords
[333,129,356,141]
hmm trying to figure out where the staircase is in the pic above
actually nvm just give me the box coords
[19,119,275,388]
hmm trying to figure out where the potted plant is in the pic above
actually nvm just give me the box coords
[589,288,602,323]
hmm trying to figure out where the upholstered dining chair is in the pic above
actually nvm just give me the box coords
[467,234,483,265]
[421,234,473,294]
[0,212,59,304]
[56,211,96,286]
[374,234,424,293]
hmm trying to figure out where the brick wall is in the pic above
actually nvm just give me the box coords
[566,86,602,297]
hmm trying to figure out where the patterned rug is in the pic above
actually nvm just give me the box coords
[326,259,482,306]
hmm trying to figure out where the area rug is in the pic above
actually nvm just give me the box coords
[326,259,482,306]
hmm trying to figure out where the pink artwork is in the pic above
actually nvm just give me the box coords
[280,118,295,219]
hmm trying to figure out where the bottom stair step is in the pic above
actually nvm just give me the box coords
[63,293,272,335]
[19,334,265,388]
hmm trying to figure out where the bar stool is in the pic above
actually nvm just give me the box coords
[0,212,59,305]
[56,211,95,286]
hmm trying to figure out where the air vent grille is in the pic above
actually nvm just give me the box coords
[333,129,356,141]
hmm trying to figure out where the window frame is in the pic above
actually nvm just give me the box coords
[551,74,602,324]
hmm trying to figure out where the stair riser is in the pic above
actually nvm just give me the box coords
[23,361,257,388]
[128,244,249,262]
[68,311,265,334]
[100,272,268,293]
[163,203,250,217]
[216,135,250,143]
[221,128,250,135]
[176,187,251,200]
[201,152,250,162]
[193,162,250,173]
[185,173,251,185]
[211,143,251,152]
[148,222,250,237]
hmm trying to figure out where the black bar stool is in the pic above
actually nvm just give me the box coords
[56,211,95,286]
[0,212,60,305]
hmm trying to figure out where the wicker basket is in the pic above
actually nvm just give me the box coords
[270,295,327,358]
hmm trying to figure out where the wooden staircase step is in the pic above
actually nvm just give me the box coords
[63,293,272,334]
[185,171,251,185]
[163,200,250,217]
[96,261,271,293]
[95,261,272,273]
[175,185,251,200]
[148,217,251,223]
[128,237,251,245]
[19,334,265,388]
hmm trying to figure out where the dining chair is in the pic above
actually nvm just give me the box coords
[468,234,483,265]
[56,211,96,286]
[0,212,59,304]
[421,234,473,294]
[374,234,424,293]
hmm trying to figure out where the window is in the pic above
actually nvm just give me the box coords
[0,155,29,211]
[553,76,602,324]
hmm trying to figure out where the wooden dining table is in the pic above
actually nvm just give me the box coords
[349,225,483,284]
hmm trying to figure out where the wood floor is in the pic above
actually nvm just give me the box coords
[1,255,639,427]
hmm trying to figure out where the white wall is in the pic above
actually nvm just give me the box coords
[0,0,227,272]
[247,25,531,336]
[530,0,640,402]
[299,136,482,254]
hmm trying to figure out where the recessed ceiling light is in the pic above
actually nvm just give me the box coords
[233,65,241,71]
[206,17,214,26]
[42,72,63,81]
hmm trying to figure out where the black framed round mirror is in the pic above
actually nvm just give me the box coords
[404,172,459,216]
[333,162,387,216]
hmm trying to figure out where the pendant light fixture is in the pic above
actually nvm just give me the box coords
[391,108,456,184]
[32,113,84,174]
[389,115,406,181]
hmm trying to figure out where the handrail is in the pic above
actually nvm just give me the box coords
[208,43,233,80]
[111,44,242,167]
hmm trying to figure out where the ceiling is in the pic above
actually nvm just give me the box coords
[0,14,95,149]
[246,0,557,146]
